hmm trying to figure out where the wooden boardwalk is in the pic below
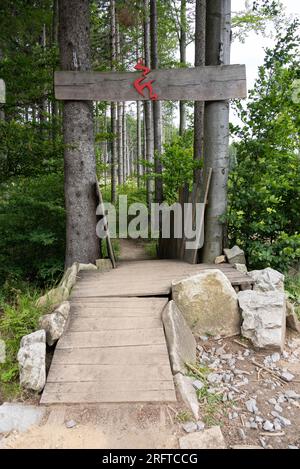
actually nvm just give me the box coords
[41,260,253,405]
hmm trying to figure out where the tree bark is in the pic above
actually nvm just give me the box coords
[202,0,231,262]
[136,100,142,187]
[110,0,117,203]
[144,0,154,207]
[150,0,163,203]
[122,102,127,182]
[179,0,187,136]
[59,0,100,267]
[193,0,206,184]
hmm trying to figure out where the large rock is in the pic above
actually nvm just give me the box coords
[0,403,45,433]
[174,373,199,420]
[39,301,70,346]
[179,426,226,449]
[286,301,300,333]
[172,270,241,337]
[17,330,46,392]
[162,301,196,374]
[0,339,5,363]
[249,267,284,292]
[238,290,286,351]
[36,285,69,309]
[224,246,246,265]
[59,263,79,292]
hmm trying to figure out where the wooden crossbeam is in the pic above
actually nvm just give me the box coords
[0,79,5,103]
[55,65,247,101]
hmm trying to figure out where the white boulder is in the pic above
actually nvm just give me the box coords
[238,290,286,351]
[17,330,46,392]
[39,301,70,346]
[249,267,284,292]
[172,269,241,337]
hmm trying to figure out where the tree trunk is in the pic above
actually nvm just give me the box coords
[193,0,206,184]
[179,0,187,136]
[122,102,126,182]
[136,100,142,187]
[59,0,100,267]
[110,0,117,203]
[117,102,123,185]
[144,0,154,207]
[52,0,59,142]
[202,0,231,262]
[150,0,163,203]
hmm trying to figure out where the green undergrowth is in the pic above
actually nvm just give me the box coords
[285,274,300,319]
[0,282,44,401]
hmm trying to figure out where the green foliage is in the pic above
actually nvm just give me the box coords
[285,275,300,308]
[227,21,300,272]
[0,285,43,398]
[0,174,65,286]
[160,132,202,204]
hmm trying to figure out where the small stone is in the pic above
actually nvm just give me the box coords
[238,428,246,441]
[282,351,289,360]
[245,398,258,414]
[255,416,263,423]
[179,426,226,449]
[273,419,282,431]
[192,380,204,391]
[65,420,76,429]
[207,373,222,384]
[243,349,250,357]
[285,390,300,400]
[199,335,209,341]
[268,398,277,406]
[227,392,234,401]
[214,255,226,265]
[182,421,198,433]
[196,421,205,431]
[274,404,283,413]
[288,445,299,450]
[281,371,294,382]
[271,353,281,363]
[276,415,291,427]
[259,438,267,449]
[250,422,258,429]
[263,420,274,432]
[277,394,286,404]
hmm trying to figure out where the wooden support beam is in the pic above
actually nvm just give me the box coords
[55,65,247,101]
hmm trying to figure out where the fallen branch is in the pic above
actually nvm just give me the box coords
[185,362,207,381]
[260,432,285,437]
[251,359,286,384]
[233,339,249,349]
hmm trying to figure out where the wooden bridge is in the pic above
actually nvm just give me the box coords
[41,259,253,405]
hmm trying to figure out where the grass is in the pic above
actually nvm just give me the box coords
[197,385,227,427]
[0,284,44,400]
[144,240,158,259]
[176,410,193,423]
[285,274,300,318]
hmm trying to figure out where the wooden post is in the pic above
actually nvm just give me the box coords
[202,0,232,263]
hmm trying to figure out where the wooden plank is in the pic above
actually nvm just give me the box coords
[0,79,5,103]
[95,181,116,268]
[41,389,176,404]
[46,364,173,383]
[51,345,168,365]
[55,65,247,101]
[68,316,162,331]
[56,329,166,349]
[70,307,162,318]
[42,380,174,393]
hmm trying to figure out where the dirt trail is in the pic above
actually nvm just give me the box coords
[118,238,154,262]
[1,404,182,449]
